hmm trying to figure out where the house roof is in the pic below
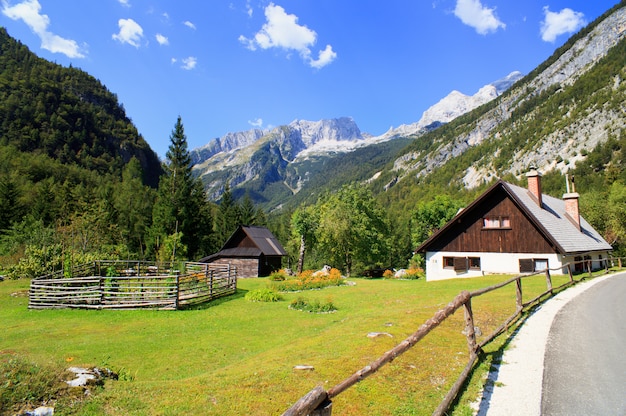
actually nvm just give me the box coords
[198,225,287,262]
[417,180,612,255]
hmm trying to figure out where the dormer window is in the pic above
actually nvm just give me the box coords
[483,216,510,229]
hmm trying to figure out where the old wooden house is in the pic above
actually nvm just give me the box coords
[416,170,612,281]
[199,225,287,278]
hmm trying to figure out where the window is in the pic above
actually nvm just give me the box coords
[469,257,481,270]
[443,256,480,271]
[519,258,548,273]
[483,216,511,229]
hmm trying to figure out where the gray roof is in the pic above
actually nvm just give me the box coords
[240,226,288,256]
[503,182,612,254]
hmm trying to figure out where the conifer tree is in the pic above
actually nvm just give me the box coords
[149,116,214,260]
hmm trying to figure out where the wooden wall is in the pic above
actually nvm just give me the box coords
[429,188,556,254]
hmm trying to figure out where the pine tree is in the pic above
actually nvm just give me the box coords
[149,116,213,260]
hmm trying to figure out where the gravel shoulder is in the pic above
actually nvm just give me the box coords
[471,273,621,416]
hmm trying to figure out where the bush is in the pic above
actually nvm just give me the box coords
[271,268,345,292]
[268,269,288,281]
[289,296,337,313]
[404,268,425,280]
[244,288,283,302]
[382,269,394,279]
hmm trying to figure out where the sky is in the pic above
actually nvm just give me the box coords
[0,0,620,158]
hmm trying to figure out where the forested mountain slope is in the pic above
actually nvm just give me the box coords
[0,27,162,187]
[373,1,626,219]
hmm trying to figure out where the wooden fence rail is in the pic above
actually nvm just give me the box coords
[29,261,237,310]
[284,256,622,416]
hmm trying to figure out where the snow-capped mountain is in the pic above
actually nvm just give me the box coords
[379,71,524,140]
[191,71,523,203]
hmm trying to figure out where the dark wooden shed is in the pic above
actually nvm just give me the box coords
[198,225,288,277]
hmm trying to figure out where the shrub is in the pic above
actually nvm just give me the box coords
[271,268,345,292]
[268,269,288,281]
[244,288,283,302]
[382,269,394,279]
[289,296,337,313]
[404,268,425,280]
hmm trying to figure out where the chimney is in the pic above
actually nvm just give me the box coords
[526,168,542,207]
[563,175,580,230]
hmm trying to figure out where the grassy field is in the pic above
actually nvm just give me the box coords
[0,272,598,415]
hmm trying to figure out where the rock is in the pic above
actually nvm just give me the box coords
[25,407,54,416]
[367,332,393,338]
[394,269,408,278]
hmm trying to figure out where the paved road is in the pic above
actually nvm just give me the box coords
[542,274,626,415]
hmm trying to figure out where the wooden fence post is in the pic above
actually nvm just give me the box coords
[545,268,552,293]
[567,263,573,283]
[175,273,180,310]
[587,260,592,278]
[515,278,523,310]
[463,299,478,355]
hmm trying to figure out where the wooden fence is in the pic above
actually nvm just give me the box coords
[28,261,237,310]
[283,256,622,416]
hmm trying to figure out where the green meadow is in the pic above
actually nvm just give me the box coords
[0,272,591,415]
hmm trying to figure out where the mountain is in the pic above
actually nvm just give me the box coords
[379,2,626,192]
[192,2,626,218]
[191,74,522,208]
[0,27,163,187]
[379,71,523,140]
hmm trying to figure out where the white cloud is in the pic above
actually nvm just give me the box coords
[540,7,586,42]
[310,44,337,69]
[155,33,168,46]
[112,18,143,48]
[117,0,130,7]
[454,0,505,35]
[183,20,196,30]
[248,118,263,128]
[1,0,85,58]
[239,3,336,69]
[181,56,197,70]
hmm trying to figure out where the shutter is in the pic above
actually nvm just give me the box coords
[519,258,533,273]
[453,257,467,271]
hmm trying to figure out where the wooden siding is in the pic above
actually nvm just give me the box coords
[429,188,556,254]
[209,258,259,278]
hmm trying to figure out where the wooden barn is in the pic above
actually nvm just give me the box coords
[416,170,612,281]
[199,225,287,278]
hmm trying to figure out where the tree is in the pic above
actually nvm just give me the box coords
[409,195,465,248]
[291,205,318,274]
[149,116,213,260]
[315,185,390,277]
[216,183,239,245]
[0,177,23,233]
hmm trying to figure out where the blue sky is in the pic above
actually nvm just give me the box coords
[1,0,619,158]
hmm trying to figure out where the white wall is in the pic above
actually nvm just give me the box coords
[424,251,564,281]
[425,251,611,281]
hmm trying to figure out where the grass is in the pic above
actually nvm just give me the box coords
[0,270,613,415]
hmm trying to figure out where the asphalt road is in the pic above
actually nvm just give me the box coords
[542,273,626,415]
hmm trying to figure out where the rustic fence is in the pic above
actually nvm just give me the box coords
[284,256,622,416]
[28,261,237,310]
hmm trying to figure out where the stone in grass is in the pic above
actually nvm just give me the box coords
[367,332,393,338]
[293,365,315,371]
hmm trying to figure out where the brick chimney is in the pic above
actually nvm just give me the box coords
[526,168,542,207]
[563,176,581,230]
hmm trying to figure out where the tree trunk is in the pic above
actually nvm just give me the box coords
[297,235,306,274]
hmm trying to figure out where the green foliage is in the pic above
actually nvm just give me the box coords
[149,117,215,260]
[244,288,283,302]
[314,184,390,276]
[0,354,67,414]
[271,268,345,291]
[410,194,465,248]
[268,269,288,281]
[289,296,337,313]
